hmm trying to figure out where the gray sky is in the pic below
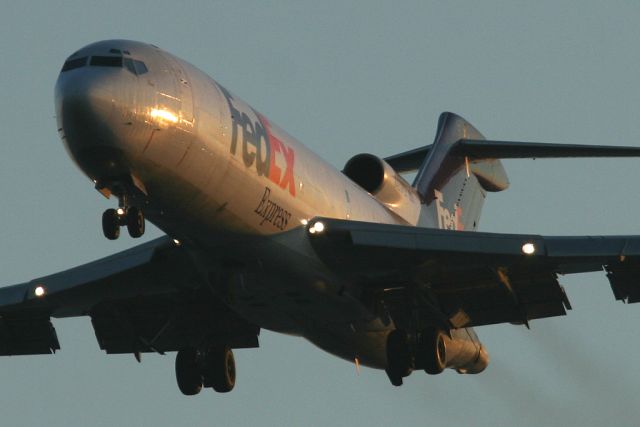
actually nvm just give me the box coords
[2,1,640,426]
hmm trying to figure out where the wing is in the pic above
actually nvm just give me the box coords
[304,217,640,329]
[0,237,258,356]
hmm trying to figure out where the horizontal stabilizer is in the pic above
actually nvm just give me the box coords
[453,139,640,159]
[385,140,640,173]
[384,145,433,173]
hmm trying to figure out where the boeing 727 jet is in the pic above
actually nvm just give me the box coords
[3,39,640,394]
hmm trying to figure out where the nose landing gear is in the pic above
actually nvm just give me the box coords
[101,196,145,240]
[126,206,145,238]
[96,178,147,240]
[102,208,121,240]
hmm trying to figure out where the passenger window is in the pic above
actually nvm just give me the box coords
[61,57,87,72]
[123,58,136,74]
[134,60,148,75]
[90,56,123,67]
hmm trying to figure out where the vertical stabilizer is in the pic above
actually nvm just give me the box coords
[414,113,508,230]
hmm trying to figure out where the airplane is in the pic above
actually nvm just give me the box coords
[2,39,640,395]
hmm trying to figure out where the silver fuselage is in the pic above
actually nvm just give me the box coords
[55,40,477,369]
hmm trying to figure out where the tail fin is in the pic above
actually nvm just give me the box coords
[388,112,640,230]
[414,112,509,230]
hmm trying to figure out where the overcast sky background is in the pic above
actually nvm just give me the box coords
[2,1,640,426]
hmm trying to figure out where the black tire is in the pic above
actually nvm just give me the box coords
[422,328,447,375]
[102,209,120,240]
[175,348,203,396]
[126,206,145,238]
[385,329,411,386]
[206,347,236,393]
[385,369,403,387]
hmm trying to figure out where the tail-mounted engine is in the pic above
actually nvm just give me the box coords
[343,154,421,224]
[386,327,489,386]
[438,329,489,374]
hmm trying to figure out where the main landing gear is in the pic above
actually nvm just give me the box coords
[385,327,447,386]
[101,193,145,240]
[175,346,236,395]
[385,329,412,386]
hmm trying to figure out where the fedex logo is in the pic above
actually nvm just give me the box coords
[434,190,464,230]
[220,86,296,197]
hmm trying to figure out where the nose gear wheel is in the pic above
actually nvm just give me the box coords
[102,209,120,240]
[126,206,145,238]
[101,206,145,240]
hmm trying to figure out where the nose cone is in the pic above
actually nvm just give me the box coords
[55,68,115,149]
[55,64,130,180]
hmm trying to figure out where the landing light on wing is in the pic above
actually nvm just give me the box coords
[34,285,46,298]
[522,242,536,255]
[308,221,325,234]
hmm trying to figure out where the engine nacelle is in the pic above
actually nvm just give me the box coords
[343,153,421,224]
[444,329,489,374]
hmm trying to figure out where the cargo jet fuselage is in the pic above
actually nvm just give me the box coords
[56,40,488,380]
[4,39,638,395]
[55,40,490,390]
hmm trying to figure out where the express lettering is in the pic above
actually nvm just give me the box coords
[434,190,464,230]
[254,187,291,230]
[220,86,296,197]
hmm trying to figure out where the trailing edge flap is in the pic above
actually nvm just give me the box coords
[384,140,640,173]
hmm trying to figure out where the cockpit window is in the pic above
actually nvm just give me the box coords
[90,56,123,67]
[122,58,149,75]
[85,55,149,75]
[61,56,87,72]
[134,60,148,75]
[123,58,136,74]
